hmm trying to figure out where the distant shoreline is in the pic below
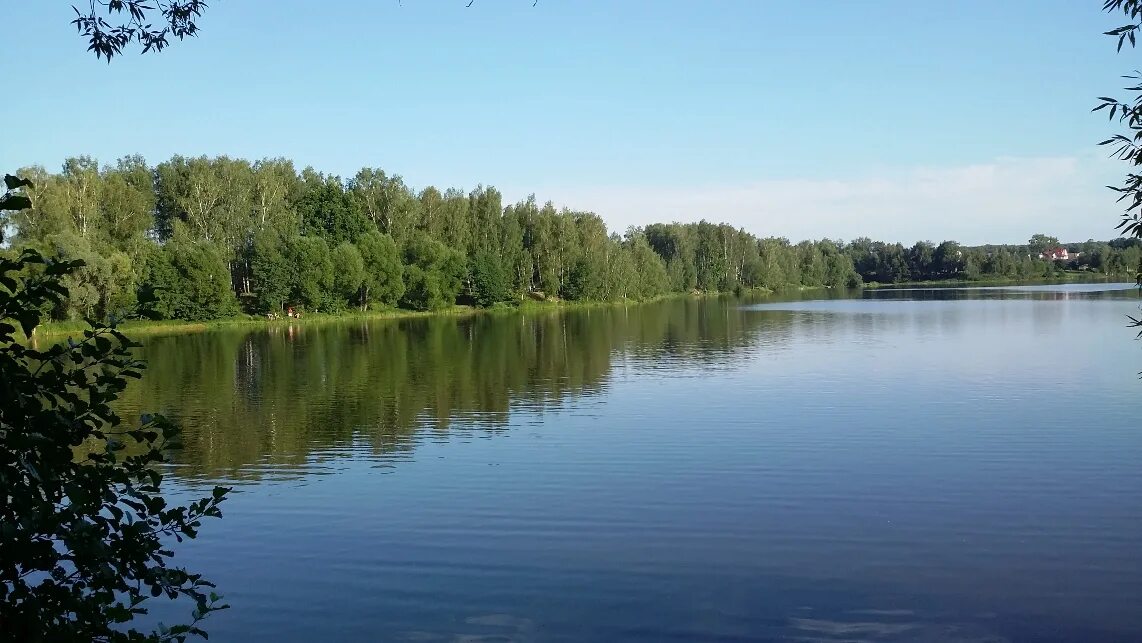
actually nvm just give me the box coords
[860,272,1129,289]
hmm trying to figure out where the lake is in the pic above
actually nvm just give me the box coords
[120,284,1142,642]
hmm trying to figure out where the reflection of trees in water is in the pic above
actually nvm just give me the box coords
[119,289,1124,482]
[116,299,792,482]
[616,296,798,366]
[862,286,1138,302]
[858,286,1141,338]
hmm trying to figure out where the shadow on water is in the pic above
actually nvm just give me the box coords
[859,282,1139,301]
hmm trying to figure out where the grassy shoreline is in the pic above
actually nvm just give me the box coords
[33,305,485,338]
[32,293,704,338]
[33,275,1129,338]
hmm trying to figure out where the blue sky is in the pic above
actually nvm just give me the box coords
[0,1,1133,244]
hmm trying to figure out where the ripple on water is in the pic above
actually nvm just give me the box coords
[125,287,1142,642]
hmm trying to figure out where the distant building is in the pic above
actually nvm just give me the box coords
[1038,247,1069,261]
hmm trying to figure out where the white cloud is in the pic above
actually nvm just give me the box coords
[506,154,1125,245]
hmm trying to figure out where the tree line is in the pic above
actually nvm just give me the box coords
[846,233,1142,284]
[4,155,1138,322]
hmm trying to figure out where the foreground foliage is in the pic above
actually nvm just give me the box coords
[71,0,207,61]
[0,176,229,642]
[1096,0,1142,332]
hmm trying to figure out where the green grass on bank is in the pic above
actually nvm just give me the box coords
[33,305,484,338]
[33,275,1128,339]
[33,294,700,338]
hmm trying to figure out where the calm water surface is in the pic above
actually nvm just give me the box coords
[122,284,1142,642]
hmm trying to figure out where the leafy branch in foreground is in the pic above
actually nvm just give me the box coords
[0,175,230,642]
[68,1,543,61]
[1096,0,1142,335]
[71,0,207,61]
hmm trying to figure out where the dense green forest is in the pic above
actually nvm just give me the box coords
[5,155,1140,322]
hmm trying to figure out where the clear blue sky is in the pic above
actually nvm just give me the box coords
[0,1,1132,244]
